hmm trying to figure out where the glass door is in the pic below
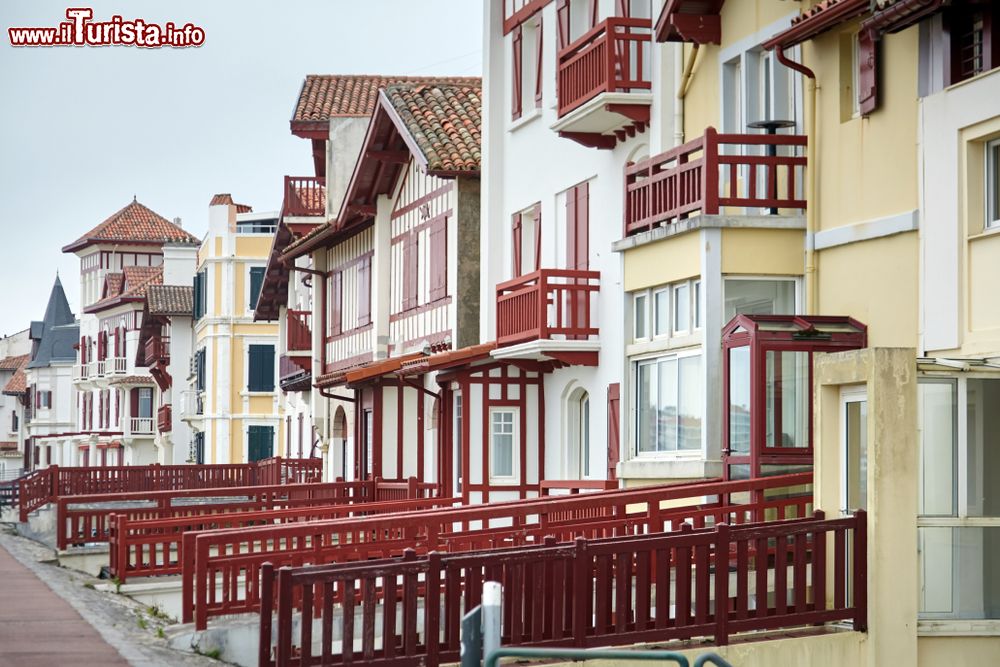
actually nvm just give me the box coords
[841,386,868,606]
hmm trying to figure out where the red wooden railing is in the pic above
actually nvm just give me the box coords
[260,510,865,666]
[185,473,811,629]
[156,405,172,433]
[143,336,170,366]
[18,457,323,521]
[285,310,312,352]
[283,176,326,218]
[109,489,450,582]
[557,17,652,117]
[624,127,808,237]
[496,269,600,346]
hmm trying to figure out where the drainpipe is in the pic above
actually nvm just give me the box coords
[677,44,700,102]
[774,45,818,315]
[673,43,685,146]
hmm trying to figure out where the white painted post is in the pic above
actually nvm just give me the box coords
[483,580,502,661]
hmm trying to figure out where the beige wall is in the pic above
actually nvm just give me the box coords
[721,228,804,275]
[622,230,701,291]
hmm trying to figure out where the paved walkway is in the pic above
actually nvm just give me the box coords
[0,540,128,667]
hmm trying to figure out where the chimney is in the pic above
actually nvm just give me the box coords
[173,216,183,228]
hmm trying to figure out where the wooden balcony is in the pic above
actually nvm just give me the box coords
[495,269,600,364]
[554,17,652,149]
[157,404,172,433]
[286,310,312,353]
[283,176,327,218]
[624,127,807,237]
[279,354,311,392]
[143,336,170,366]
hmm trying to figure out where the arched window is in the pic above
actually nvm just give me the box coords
[566,387,591,478]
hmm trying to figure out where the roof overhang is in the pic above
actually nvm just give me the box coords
[762,0,868,50]
[254,222,295,322]
[861,0,946,34]
[655,0,726,44]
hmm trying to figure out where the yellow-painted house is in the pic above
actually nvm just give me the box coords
[182,194,284,464]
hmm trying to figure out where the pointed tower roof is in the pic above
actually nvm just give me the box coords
[26,276,79,369]
[61,199,200,253]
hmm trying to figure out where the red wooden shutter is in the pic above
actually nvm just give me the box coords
[357,256,371,327]
[330,271,343,336]
[34,387,40,409]
[130,388,139,420]
[512,24,523,120]
[429,218,448,302]
[589,0,599,27]
[98,392,103,428]
[115,390,121,427]
[557,0,570,49]
[535,16,544,108]
[512,212,523,277]
[858,28,877,116]
[607,383,620,480]
[402,233,419,310]
[533,203,542,272]
[616,0,628,17]
[566,183,590,337]
[104,390,110,427]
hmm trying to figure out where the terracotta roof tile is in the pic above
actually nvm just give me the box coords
[62,199,199,253]
[2,366,27,395]
[85,266,163,313]
[209,193,253,213]
[384,83,482,174]
[0,354,29,371]
[109,375,157,386]
[293,75,481,123]
[282,221,332,258]
[147,285,193,316]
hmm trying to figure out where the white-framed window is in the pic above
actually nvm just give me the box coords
[633,293,649,340]
[490,407,519,481]
[986,138,1000,229]
[723,277,797,323]
[653,289,669,337]
[635,352,703,455]
[917,376,1000,620]
[723,46,801,133]
[850,33,861,119]
[673,283,690,336]
[694,280,702,330]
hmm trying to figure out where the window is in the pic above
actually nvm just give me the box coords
[512,205,541,277]
[249,266,266,310]
[236,218,278,234]
[764,351,809,448]
[918,377,1000,620]
[193,432,205,464]
[511,14,542,121]
[723,279,796,323]
[192,270,207,320]
[490,408,518,479]
[635,354,702,454]
[328,271,343,335]
[195,348,207,391]
[247,344,275,392]
[247,425,274,462]
[728,346,751,454]
[581,393,590,477]
[839,32,861,121]
[428,217,448,302]
[633,293,648,340]
[37,391,52,409]
[357,256,371,327]
[694,280,702,329]
[137,388,153,419]
[11,410,18,432]
[653,289,669,337]
[401,233,419,311]
[673,283,690,335]
[986,138,1000,229]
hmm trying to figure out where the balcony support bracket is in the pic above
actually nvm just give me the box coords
[558,131,617,150]
[544,351,599,367]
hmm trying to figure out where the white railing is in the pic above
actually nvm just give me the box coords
[74,364,90,381]
[111,357,127,375]
[94,360,107,377]
[181,390,205,418]
[129,417,155,435]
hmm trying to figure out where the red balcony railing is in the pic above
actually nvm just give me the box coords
[286,309,312,352]
[283,176,326,218]
[143,336,170,366]
[557,16,652,117]
[157,404,172,433]
[624,127,808,237]
[496,269,600,347]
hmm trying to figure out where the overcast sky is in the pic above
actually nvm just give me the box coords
[0,0,483,336]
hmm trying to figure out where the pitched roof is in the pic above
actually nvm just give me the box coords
[62,199,200,253]
[27,276,78,370]
[292,74,481,127]
[147,284,193,316]
[85,266,164,314]
[109,375,157,386]
[383,83,482,174]
[209,193,254,213]
[0,354,29,371]
[1,355,29,396]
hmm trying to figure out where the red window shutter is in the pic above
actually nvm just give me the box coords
[858,28,877,116]
[616,0,628,16]
[329,271,343,336]
[357,256,371,327]
[557,0,570,49]
[402,233,419,310]
[35,387,40,409]
[115,390,121,427]
[535,16,544,108]
[130,388,139,420]
[104,390,110,428]
[79,337,86,364]
[533,203,542,272]
[98,392,103,428]
[512,24,523,120]
[429,218,448,302]
[589,0,599,27]
[607,383,620,480]
[512,212,523,277]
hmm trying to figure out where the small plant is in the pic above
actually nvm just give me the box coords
[83,582,95,590]
[156,627,165,639]
[136,616,148,630]
[111,576,122,594]
[147,603,170,621]
[193,645,222,660]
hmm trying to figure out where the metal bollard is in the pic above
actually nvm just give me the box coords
[482,581,502,662]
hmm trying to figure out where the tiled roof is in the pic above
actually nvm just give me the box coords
[109,375,157,386]
[0,354,29,371]
[383,83,482,174]
[293,75,481,122]
[0,442,16,451]
[147,285,193,316]
[282,221,332,258]
[62,199,199,253]
[209,193,253,213]
[290,182,327,215]
[86,266,163,313]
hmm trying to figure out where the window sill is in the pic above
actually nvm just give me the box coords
[242,391,277,398]
[619,456,722,481]
[627,338,703,358]
[918,619,1000,636]
[508,107,542,133]
[968,224,1000,243]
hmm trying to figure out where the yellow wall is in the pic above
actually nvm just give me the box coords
[623,231,701,291]
[817,232,918,347]
[721,228,804,275]
[235,236,273,256]
[918,637,1000,666]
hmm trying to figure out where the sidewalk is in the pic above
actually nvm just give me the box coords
[0,539,128,666]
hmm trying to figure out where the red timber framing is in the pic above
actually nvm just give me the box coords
[504,0,553,35]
